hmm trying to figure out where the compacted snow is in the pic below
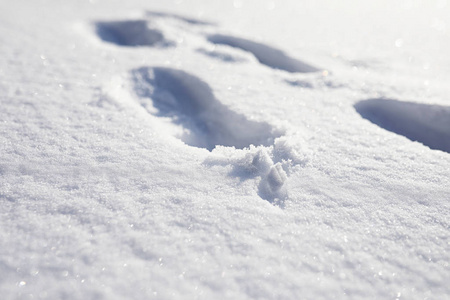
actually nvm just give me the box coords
[1,0,449,299]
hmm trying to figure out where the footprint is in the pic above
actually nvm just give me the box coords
[95,20,169,47]
[207,34,319,73]
[132,67,282,151]
[354,98,450,153]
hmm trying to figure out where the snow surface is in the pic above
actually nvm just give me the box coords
[1,0,449,299]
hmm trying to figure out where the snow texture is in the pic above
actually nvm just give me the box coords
[1,1,449,300]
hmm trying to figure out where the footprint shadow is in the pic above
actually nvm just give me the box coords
[132,67,283,151]
[207,34,319,73]
[95,20,170,47]
[354,98,450,153]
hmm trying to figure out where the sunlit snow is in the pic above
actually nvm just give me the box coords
[1,1,449,299]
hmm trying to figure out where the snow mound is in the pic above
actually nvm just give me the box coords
[355,99,450,153]
[206,137,308,204]
[207,34,319,73]
[132,67,283,151]
[95,20,169,47]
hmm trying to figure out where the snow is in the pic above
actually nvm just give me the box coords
[1,0,449,299]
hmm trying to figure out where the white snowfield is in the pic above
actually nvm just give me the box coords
[1,0,449,299]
